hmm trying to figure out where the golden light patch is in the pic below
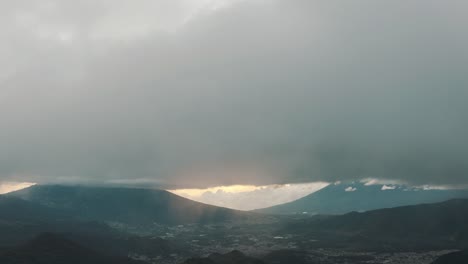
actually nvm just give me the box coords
[169,185,263,198]
[0,182,36,194]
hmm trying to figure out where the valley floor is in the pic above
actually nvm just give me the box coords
[113,220,457,264]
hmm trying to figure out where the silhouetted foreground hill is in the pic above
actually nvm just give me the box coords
[257,182,468,215]
[432,250,468,264]
[9,185,248,225]
[0,233,143,264]
[183,250,265,264]
[285,199,468,250]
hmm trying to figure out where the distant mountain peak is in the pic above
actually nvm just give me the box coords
[255,181,468,215]
[7,184,248,225]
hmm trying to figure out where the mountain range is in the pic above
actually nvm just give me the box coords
[2,184,468,263]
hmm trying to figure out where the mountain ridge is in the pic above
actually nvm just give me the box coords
[256,182,468,215]
[283,198,468,250]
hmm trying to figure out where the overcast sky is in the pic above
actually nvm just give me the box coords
[1,0,467,188]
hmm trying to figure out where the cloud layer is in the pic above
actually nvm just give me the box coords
[1,0,467,187]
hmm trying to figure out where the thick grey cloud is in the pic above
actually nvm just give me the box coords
[1,0,467,187]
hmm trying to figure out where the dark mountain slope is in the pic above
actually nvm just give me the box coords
[0,196,70,222]
[284,199,468,250]
[432,250,468,264]
[9,185,248,225]
[0,196,76,246]
[257,182,468,215]
[0,233,143,264]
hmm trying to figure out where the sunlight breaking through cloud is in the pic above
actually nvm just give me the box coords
[0,182,36,194]
[169,182,329,210]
